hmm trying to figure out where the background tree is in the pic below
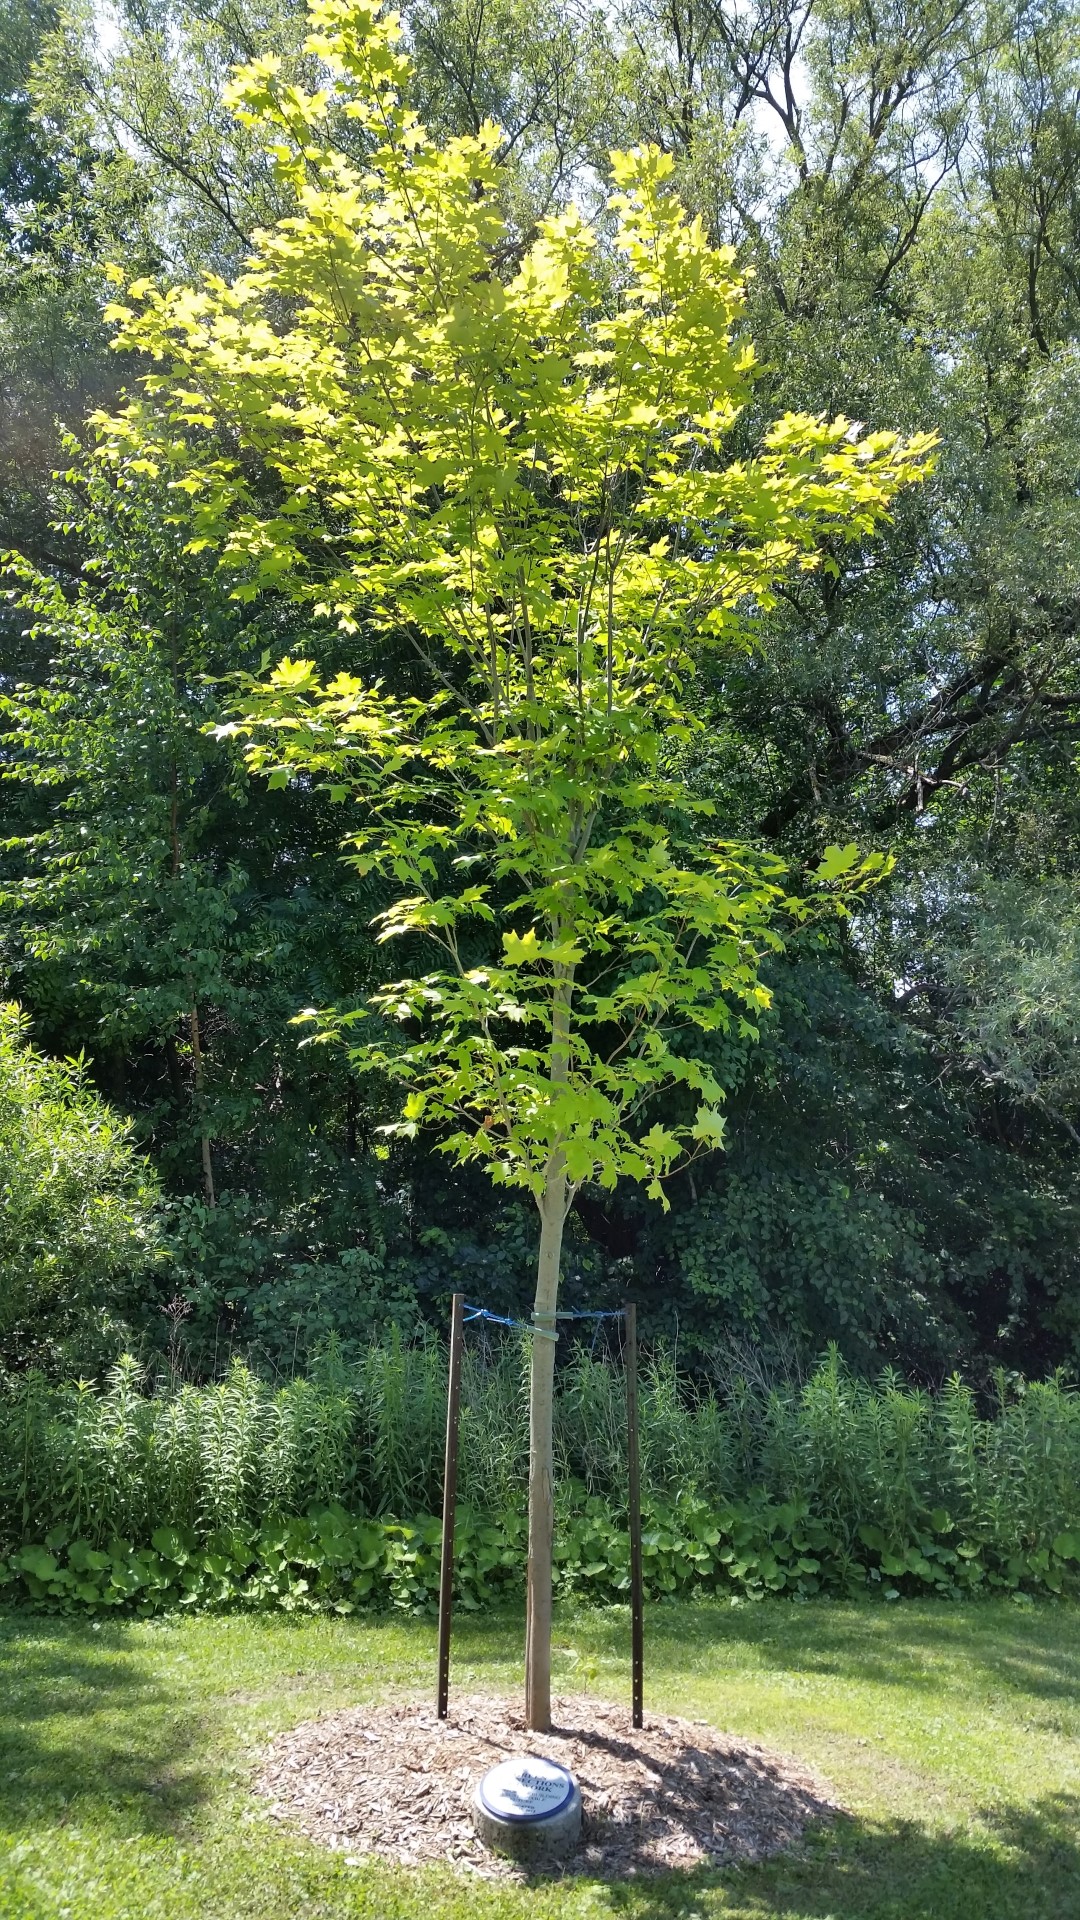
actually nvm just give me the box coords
[98,0,930,1722]
[1,417,413,1365]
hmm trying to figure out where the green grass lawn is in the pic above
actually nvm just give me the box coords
[0,1597,1077,1919]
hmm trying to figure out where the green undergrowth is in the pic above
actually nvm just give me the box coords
[4,1344,1080,1568]
[5,1343,1079,1620]
[0,1598,1078,1919]
[4,1488,1079,1619]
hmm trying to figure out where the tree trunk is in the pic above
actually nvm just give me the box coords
[525,1168,566,1733]
[525,953,574,1732]
[188,1000,216,1209]
[168,719,215,1211]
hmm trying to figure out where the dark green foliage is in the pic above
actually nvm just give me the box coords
[161,1191,421,1367]
[0,1,60,253]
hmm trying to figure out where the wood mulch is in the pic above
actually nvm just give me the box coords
[255,1692,840,1878]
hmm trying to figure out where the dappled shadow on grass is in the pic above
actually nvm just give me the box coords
[0,1608,1076,1919]
[541,1594,1080,1708]
[594,1794,1080,1920]
[270,1588,1080,1719]
[0,1614,211,1839]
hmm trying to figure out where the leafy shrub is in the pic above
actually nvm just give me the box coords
[162,1189,421,1368]
[3,1492,1078,1617]
[0,1004,163,1370]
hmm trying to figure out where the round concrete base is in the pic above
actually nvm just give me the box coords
[471,1779,583,1867]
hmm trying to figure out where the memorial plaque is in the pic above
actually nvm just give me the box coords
[478,1755,575,1824]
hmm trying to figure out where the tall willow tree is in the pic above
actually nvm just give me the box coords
[98,0,932,1727]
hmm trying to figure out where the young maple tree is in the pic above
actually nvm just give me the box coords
[99,0,934,1728]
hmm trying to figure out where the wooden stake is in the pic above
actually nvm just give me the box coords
[437,1291,465,1719]
[625,1301,643,1729]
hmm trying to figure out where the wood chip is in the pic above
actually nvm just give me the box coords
[254,1692,839,1878]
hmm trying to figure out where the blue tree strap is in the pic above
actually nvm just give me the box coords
[462,1305,557,1341]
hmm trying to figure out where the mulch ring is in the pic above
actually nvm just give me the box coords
[255,1692,840,1878]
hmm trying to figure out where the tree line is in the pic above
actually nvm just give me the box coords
[2,0,1080,1386]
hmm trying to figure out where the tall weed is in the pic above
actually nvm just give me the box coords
[1,1341,1077,1573]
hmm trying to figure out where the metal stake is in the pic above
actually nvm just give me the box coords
[437,1291,464,1718]
[625,1301,644,1728]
